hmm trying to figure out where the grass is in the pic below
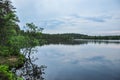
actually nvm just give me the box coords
[0,55,24,68]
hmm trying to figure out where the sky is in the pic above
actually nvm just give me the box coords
[11,0,120,35]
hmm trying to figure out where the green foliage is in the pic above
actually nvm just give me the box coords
[0,46,10,56]
[15,54,25,68]
[42,33,120,44]
[42,33,73,44]
[8,35,26,47]
[41,33,120,44]
[0,65,16,80]
[25,22,43,33]
[22,23,44,47]
[0,65,24,80]
[0,0,44,79]
[0,0,19,46]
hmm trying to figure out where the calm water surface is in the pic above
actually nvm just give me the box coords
[17,41,120,80]
[28,41,120,80]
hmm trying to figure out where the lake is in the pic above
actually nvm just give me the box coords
[17,40,120,80]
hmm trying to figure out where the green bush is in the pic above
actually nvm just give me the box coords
[15,54,25,68]
[0,65,15,80]
[0,65,24,80]
[0,46,10,57]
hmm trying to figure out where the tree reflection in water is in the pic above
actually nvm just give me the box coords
[15,48,47,80]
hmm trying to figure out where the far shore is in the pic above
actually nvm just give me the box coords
[74,39,120,42]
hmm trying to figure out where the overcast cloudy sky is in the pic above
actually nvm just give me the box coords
[11,0,120,35]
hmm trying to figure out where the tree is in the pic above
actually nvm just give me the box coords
[0,0,21,56]
[0,0,19,46]
[24,22,44,47]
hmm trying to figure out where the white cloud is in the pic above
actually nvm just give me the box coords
[42,14,120,35]
[11,0,120,35]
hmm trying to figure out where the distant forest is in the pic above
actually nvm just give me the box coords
[42,33,120,41]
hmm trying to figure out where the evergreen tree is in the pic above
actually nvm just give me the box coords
[0,0,19,46]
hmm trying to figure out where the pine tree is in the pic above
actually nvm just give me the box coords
[0,0,19,45]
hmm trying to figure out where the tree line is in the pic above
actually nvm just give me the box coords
[41,33,120,44]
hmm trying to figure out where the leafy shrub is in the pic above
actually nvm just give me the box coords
[0,65,15,80]
[0,46,10,57]
[0,65,24,80]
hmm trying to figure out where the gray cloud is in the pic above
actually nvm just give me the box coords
[11,0,120,35]
[71,14,112,22]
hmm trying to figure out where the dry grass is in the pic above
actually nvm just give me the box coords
[0,56,19,66]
